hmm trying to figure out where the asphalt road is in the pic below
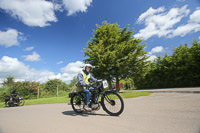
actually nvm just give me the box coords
[0,88,200,133]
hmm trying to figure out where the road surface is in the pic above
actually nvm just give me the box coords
[0,87,200,133]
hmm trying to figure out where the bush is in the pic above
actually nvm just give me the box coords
[0,86,11,102]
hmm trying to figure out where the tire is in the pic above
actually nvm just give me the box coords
[101,91,124,116]
[18,98,25,106]
[70,94,85,113]
[5,101,8,107]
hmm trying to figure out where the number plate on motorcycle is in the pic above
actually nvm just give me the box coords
[103,80,108,88]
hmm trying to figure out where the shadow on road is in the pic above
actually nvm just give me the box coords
[62,110,110,117]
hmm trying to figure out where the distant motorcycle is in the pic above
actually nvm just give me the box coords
[69,80,124,116]
[5,95,25,107]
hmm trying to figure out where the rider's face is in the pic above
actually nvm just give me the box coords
[86,67,91,72]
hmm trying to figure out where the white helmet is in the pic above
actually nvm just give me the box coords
[84,64,93,70]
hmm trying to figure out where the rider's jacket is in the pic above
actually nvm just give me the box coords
[80,70,90,84]
[76,70,97,91]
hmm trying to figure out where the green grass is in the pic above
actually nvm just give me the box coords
[119,92,150,98]
[0,92,149,108]
[0,102,4,108]
[24,96,71,106]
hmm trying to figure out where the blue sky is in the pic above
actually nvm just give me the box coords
[0,0,200,83]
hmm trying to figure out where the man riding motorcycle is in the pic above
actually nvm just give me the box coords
[77,64,97,111]
[9,89,20,104]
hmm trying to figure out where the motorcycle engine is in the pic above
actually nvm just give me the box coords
[91,103,100,111]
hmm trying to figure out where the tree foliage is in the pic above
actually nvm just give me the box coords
[43,79,70,96]
[2,76,14,86]
[83,21,149,91]
[0,78,72,101]
[136,40,200,89]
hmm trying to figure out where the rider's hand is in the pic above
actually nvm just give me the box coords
[86,84,90,89]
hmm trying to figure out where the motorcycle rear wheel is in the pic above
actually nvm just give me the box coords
[70,94,85,113]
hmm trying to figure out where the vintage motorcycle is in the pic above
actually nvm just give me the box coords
[69,80,124,116]
[5,95,25,107]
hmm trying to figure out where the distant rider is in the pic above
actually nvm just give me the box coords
[9,89,20,103]
[77,64,97,111]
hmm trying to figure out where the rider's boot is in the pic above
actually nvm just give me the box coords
[84,105,91,111]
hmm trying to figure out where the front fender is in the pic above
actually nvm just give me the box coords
[102,90,117,96]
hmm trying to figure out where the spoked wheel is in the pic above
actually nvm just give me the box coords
[70,94,85,113]
[101,91,124,116]
[18,98,25,106]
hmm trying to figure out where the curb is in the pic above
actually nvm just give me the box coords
[140,91,200,94]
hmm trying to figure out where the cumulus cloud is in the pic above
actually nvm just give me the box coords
[0,56,52,83]
[24,46,34,51]
[146,52,157,62]
[61,61,84,73]
[0,0,93,27]
[137,6,165,23]
[146,46,165,61]
[0,56,85,83]
[62,0,92,16]
[0,56,30,80]
[134,5,192,40]
[151,46,164,53]
[22,52,41,62]
[0,29,24,47]
[0,0,57,27]
[168,8,200,38]
[61,61,84,81]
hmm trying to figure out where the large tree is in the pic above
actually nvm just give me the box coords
[83,21,149,91]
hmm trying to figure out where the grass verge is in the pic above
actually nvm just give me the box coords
[0,92,149,108]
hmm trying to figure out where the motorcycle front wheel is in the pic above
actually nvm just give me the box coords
[101,91,124,116]
[18,98,25,106]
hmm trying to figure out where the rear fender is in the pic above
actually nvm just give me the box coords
[69,92,83,98]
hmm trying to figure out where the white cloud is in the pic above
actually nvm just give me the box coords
[189,9,200,23]
[168,8,200,38]
[0,56,30,80]
[151,46,164,53]
[146,46,165,61]
[24,46,34,51]
[0,56,59,83]
[134,5,191,40]
[61,61,84,81]
[0,0,57,27]
[137,6,165,23]
[61,61,84,73]
[56,61,64,65]
[22,52,41,62]
[62,0,92,16]
[169,23,200,37]
[146,52,157,62]
[0,29,24,47]
[0,56,85,83]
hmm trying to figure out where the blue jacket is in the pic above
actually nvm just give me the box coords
[77,70,97,87]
